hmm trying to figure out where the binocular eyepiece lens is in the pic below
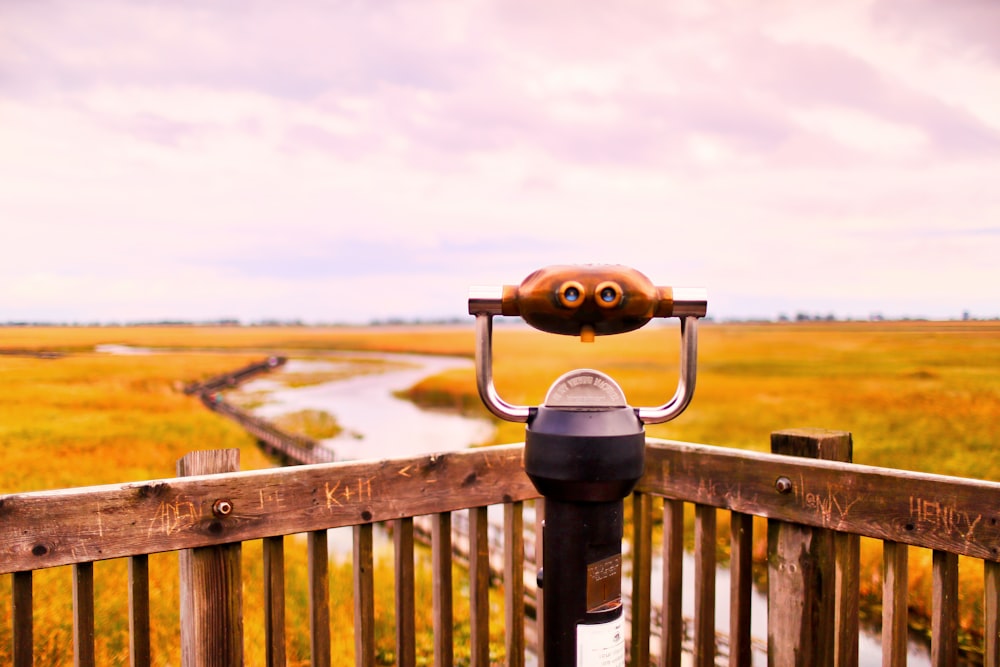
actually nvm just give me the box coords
[558,281,586,308]
[595,281,623,308]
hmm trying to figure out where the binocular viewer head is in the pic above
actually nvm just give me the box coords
[468,264,707,425]
[470,264,707,342]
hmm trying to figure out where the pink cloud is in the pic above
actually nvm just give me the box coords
[1,0,998,321]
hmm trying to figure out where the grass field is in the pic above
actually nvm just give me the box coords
[1,320,997,663]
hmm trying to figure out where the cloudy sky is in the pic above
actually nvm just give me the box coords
[2,1,998,324]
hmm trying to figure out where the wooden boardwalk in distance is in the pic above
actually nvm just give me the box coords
[188,356,337,465]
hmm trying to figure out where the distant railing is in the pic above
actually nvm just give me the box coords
[188,355,338,464]
[4,431,1000,666]
[201,392,337,465]
[182,355,287,395]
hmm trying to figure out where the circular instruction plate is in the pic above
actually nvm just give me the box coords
[543,369,628,408]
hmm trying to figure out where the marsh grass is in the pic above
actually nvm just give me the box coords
[1,322,997,661]
[272,409,343,440]
[0,347,274,663]
[0,328,508,664]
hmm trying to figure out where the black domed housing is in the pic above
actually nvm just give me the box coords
[524,406,645,502]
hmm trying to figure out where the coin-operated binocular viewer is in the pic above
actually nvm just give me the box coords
[468,265,707,667]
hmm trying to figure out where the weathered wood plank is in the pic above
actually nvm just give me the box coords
[11,436,1000,575]
[631,492,653,667]
[12,570,32,667]
[263,536,286,667]
[834,532,860,667]
[661,498,685,667]
[882,541,909,667]
[504,502,525,667]
[309,529,331,667]
[354,524,375,667]
[432,512,454,667]
[469,506,490,667]
[931,550,959,667]
[0,444,535,574]
[986,560,1000,667]
[177,449,243,667]
[394,518,416,667]
[639,438,1000,561]
[73,561,96,667]
[769,519,825,667]
[767,430,852,667]
[694,504,717,667]
[729,511,753,667]
[128,554,151,667]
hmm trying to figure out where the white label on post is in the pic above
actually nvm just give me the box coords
[576,616,625,667]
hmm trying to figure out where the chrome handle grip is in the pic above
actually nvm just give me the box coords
[473,313,531,423]
[637,316,699,424]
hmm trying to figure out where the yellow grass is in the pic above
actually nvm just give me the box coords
[0,328,506,665]
[1,321,998,662]
[271,409,343,440]
[405,320,1000,477]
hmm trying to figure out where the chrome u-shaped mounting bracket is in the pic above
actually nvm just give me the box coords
[469,279,707,425]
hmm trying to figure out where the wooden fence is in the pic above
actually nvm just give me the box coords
[3,430,1000,666]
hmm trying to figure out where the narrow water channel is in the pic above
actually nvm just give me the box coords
[234,351,936,667]
[236,352,494,461]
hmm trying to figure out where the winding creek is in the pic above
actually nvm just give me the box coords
[230,351,935,667]
[235,352,494,461]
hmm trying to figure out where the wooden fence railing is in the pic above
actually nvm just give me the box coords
[200,391,337,465]
[3,430,1000,666]
[183,356,287,395]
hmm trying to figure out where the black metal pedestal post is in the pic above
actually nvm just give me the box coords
[525,400,644,667]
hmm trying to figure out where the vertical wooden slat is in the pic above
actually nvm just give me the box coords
[931,550,959,667]
[504,502,526,667]
[834,532,860,667]
[432,512,455,667]
[661,499,685,667]
[73,562,96,667]
[394,518,416,667]
[176,449,243,667]
[631,491,653,667]
[309,529,331,667]
[534,499,545,667]
[729,511,753,667]
[882,541,909,667]
[985,560,1000,667]
[694,504,717,667]
[469,506,490,667]
[263,536,286,667]
[128,554,151,667]
[882,542,909,667]
[354,523,375,667]
[12,570,33,667]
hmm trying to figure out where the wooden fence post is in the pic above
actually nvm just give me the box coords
[768,429,858,667]
[177,449,243,667]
